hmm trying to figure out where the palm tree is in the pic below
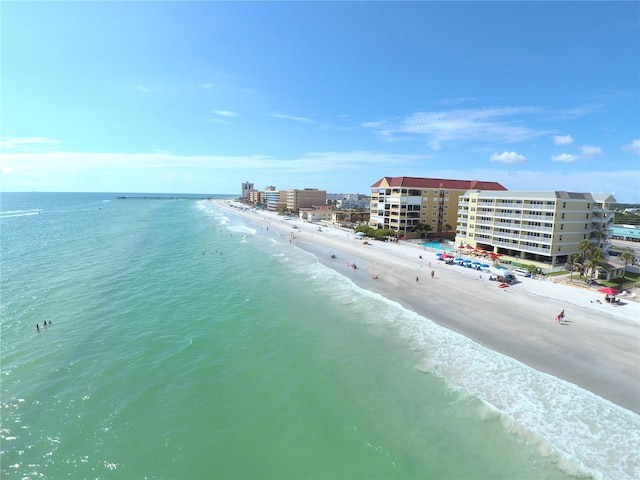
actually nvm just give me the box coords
[577,239,592,260]
[589,223,609,249]
[568,253,582,282]
[620,249,636,279]
[586,247,606,280]
[576,239,593,277]
[414,222,432,239]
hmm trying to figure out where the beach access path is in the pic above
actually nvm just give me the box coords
[215,201,640,414]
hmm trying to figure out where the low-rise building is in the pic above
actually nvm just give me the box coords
[610,224,640,242]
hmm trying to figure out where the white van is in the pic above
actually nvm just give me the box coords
[513,268,531,277]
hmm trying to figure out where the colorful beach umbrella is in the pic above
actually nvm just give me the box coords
[597,287,620,295]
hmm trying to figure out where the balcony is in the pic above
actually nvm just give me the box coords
[491,232,520,240]
[521,214,554,221]
[520,234,552,244]
[495,202,524,208]
[520,245,552,255]
[493,221,521,229]
[475,219,493,226]
[520,224,553,233]
[523,203,555,211]
[493,239,517,248]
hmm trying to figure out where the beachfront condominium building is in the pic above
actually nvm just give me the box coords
[369,177,507,235]
[285,188,327,212]
[241,181,254,199]
[261,186,283,212]
[454,190,616,266]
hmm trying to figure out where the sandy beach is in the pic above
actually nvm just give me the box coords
[216,200,640,414]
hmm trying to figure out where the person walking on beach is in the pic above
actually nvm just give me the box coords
[556,309,565,323]
[430,270,435,279]
[416,276,419,284]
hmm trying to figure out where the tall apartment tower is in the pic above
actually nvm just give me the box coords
[241,181,254,199]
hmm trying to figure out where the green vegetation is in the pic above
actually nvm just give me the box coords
[547,270,570,278]
[413,222,432,238]
[613,211,640,225]
[354,225,394,240]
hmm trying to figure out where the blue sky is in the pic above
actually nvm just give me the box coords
[2,1,639,202]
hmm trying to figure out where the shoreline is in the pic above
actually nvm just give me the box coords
[215,201,640,415]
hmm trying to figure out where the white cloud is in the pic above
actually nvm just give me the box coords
[365,106,551,149]
[0,150,429,176]
[553,134,573,145]
[201,83,213,90]
[551,153,578,163]
[0,137,61,150]
[214,110,238,117]
[429,140,441,151]
[578,145,603,157]
[622,138,640,155]
[490,151,527,164]
[271,113,314,124]
[137,85,161,94]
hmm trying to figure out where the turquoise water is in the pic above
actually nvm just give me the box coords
[421,241,453,250]
[1,193,638,479]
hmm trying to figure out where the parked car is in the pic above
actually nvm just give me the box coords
[513,268,531,277]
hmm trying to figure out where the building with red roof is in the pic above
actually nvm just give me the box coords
[369,176,507,235]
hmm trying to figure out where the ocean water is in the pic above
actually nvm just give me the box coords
[1,192,638,480]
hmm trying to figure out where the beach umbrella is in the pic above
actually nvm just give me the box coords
[480,263,490,268]
[355,232,366,237]
[597,287,620,295]
[454,257,464,262]
[472,261,481,265]
[441,253,453,259]
[436,253,443,256]
[463,259,472,263]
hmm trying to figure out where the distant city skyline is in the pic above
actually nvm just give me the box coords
[1,2,639,202]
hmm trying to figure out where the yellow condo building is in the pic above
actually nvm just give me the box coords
[369,177,507,235]
[455,190,616,266]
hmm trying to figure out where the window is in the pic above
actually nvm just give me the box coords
[561,213,565,219]
[560,224,564,230]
